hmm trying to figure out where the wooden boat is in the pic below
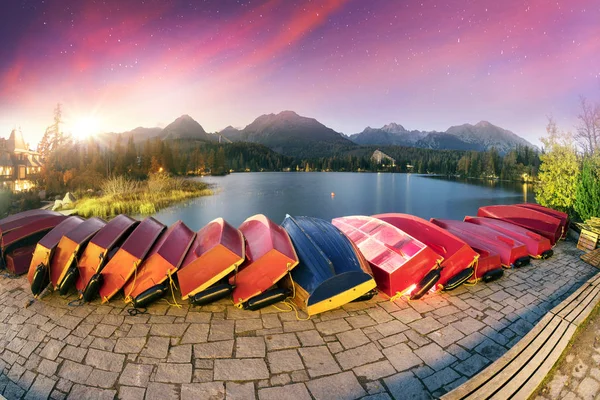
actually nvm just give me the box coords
[96,217,165,303]
[468,246,503,283]
[430,219,530,268]
[464,216,553,259]
[28,216,85,295]
[123,221,195,308]
[0,209,61,237]
[49,217,107,295]
[477,205,562,245]
[281,215,376,316]
[76,214,138,296]
[374,213,477,291]
[516,203,569,239]
[1,215,67,275]
[177,218,244,304]
[230,214,299,309]
[332,216,442,299]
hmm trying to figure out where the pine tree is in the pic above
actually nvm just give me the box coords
[535,118,580,213]
[574,156,600,220]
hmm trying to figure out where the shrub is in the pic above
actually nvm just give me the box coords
[574,157,600,221]
[101,176,140,197]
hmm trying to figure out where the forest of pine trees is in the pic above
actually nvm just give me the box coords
[36,104,540,194]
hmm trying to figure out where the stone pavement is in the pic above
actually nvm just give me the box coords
[0,242,596,400]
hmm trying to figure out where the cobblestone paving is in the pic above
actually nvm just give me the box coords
[0,242,596,400]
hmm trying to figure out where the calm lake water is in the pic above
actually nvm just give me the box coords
[150,172,535,231]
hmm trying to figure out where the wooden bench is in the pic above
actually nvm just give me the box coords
[442,272,600,400]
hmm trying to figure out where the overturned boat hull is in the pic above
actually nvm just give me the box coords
[178,217,245,301]
[332,216,441,299]
[516,203,569,240]
[230,214,298,308]
[431,219,530,268]
[27,216,85,295]
[464,216,553,259]
[1,215,67,273]
[98,217,165,303]
[374,213,477,291]
[76,214,139,294]
[0,210,61,238]
[123,220,195,305]
[49,217,107,293]
[282,215,376,316]
[468,247,503,283]
[477,205,562,245]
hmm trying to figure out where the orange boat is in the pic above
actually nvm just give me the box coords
[178,218,245,304]
[49,217,107,295]
[1,214,67,275]
[76,214,138,295]
[28,216,85,296]
[97,217,165,303]
[123,221,195,308]
[230,214,299,309]
[332,216,442,299]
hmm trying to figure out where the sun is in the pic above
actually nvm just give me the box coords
[71,116,99,140]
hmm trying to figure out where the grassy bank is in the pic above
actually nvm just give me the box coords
[72,174,212,218]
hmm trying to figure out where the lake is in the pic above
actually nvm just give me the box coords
[150,172,535,231]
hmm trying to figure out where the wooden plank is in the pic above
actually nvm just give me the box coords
[581,248,600,268]
[587,272,600,287]
[461,315,563,400]
[562,286,600,324]
[441,313,556,400]
[511,322,577,400]
[489,319,570,399]
[577,229,599,252]
[570,288,600,327]
[548,283,592,317]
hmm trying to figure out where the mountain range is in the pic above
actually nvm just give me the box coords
[110,111,536,157]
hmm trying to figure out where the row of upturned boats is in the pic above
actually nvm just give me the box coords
[0,203,568,316]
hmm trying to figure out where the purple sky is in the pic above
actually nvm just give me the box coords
[1,0,598,147]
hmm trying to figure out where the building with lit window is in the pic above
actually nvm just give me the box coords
[0,129,42,192]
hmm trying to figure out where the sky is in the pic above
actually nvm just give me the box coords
[0,0,599,147]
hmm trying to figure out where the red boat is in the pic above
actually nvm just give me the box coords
[28,216,85,295]
[0,209,61,237]
[76,214,139,295]
[374,213,477,290]
[464,216,553,259]
[97,217,165,303]
[1,215,67,275]
[49,217,107,295]
[332,216,442,299]
[516,203,569,240]
[468,246,503,283]
[430,219,530,268]
[230,214,298,309]
[477,205,562,245]
[123,221,195,308]
[178,218,245,304]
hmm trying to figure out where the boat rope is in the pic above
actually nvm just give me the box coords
[123,260,141,305]
[67,298,84,307]
[127,307,147,316]
[271,263,310,321]
[389,284,416,302]
[464,255,481,286]
[164,269,182,309]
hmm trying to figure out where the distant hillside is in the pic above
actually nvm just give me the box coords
[350,120,536,153]
[221,110,356,157]
[160,114,212,141]
[349,123,429,146]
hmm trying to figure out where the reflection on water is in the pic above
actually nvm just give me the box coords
[150,172,536,231]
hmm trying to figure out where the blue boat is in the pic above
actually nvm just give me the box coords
[281,215,376,316]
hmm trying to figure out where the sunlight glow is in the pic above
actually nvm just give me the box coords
[71,116,99,140]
